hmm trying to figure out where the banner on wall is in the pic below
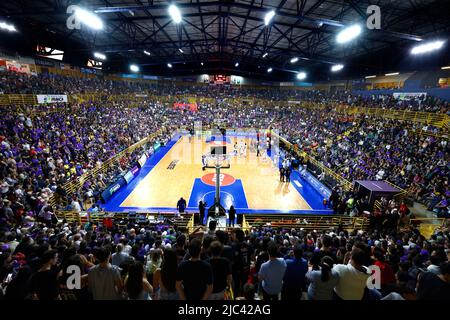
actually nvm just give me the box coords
[101,177,127,202]
[302,169,332,200]
[137,153,148,167]
[6,60,31,74]
[123,165,141,184]
[36,94,68,104]
[34,58,55,67]
[393,92,427,100]
[287,100,302,104]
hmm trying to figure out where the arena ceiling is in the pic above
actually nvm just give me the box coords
[1,0,450,81]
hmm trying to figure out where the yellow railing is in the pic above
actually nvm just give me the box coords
[242,214,369,232]
[272,130,353,191]
[49,129,164,206]
[0,94,37,106]
[409,217,449,238]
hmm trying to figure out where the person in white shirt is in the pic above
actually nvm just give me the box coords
[333,248,370,300]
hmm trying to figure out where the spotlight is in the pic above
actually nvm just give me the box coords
[167,63,173,68]
[75,8,103,30]
[143,50,151,56]
[0,22,16,32]
[168,4,182,24]
[331,64,344,72]
[264,10,275,26]
[290,57,299,64]
[411,40,445,55]
[235,62,239,67]
[93,52,106,60]
[336,24,362,44]
[267,67,273,73]
[262,52,268,58]
[130,64,139,72]
[297,72,307,80]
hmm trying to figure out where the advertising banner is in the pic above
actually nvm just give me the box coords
[137,153,147,167]
[36,94,68,104]
[6,60,31,74]
[101,177,126,202]
[393,92,426,100]
[302,169,331,200]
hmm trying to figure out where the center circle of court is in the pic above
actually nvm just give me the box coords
[201,173,236,187]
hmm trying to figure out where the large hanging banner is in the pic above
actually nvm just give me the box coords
[6,60,31,74]
[393,92,427,100]
[36,94,68,104]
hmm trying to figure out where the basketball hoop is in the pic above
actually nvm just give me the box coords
[205,153,231,169]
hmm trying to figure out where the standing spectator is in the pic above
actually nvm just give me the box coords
[282,245,308,300]
[30,250,60,300]
[124,261,153,300]
[199,201,206,225]
[306,256,340,300]
[88,247,123,300]
[111,244,133,266]
[176,238,213,300]
[310,235,337,270]
[258,241,287,301]
[209,241,232,300]
[228,205,236,227]
[333,248,371,300]
[153,248,179,300]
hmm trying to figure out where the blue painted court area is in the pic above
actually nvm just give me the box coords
[99,133,333,215]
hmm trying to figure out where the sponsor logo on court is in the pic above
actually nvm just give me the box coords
[167,159,179,170]
[201,173,235,187]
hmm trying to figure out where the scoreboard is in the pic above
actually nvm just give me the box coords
[210,74,231,84]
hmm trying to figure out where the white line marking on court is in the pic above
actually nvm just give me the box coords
[294,180,303,188]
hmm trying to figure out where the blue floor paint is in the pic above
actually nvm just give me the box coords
[100,133,333,215]
[98,138,179,212]
[188,178,249,209]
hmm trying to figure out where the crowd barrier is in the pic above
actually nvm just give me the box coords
[49,129,165,207]
[242,214,369,232]
[55,211,195,233]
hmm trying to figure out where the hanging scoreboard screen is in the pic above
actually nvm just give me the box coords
[210,74,230,84]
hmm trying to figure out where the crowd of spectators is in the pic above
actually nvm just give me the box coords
[0,212,448,300]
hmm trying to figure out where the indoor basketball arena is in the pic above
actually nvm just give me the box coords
[0,0,449,309]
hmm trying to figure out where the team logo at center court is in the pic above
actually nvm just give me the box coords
[201,173,235,187]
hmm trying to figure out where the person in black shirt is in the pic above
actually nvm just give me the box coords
[208,241,232,300]
[30,249,60,300]
[309,235,337,270]
[416,261,450,300]
[177,197,187,214]
[228,205,236,227]
[199,201,206,225]
[176,238,213,300]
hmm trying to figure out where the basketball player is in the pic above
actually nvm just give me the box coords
[243,143,248,157]
[234,141,238,156]
[256,143,261,157]
[201,155,207,171]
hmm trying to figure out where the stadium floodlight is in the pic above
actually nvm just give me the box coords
[290,57,299,64]
[167,63,173,68]
[365,75,376,79]
[178,48,184,53]
[297,72,307,80]
[0,22,16,32]
[411,40,445,55]
[75,8,103,30]
[262,52,268,58]
[331,64,344,72]
[385,72,399,76]
[130,64,139,72]
[267,67,273,73]
[235,62,239,67]
[264,10,275,26]
[442,66,450,70]
[143,50,151,56]
[336,24,362,44]
[168,4,182,24]
[93,52,106,60]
